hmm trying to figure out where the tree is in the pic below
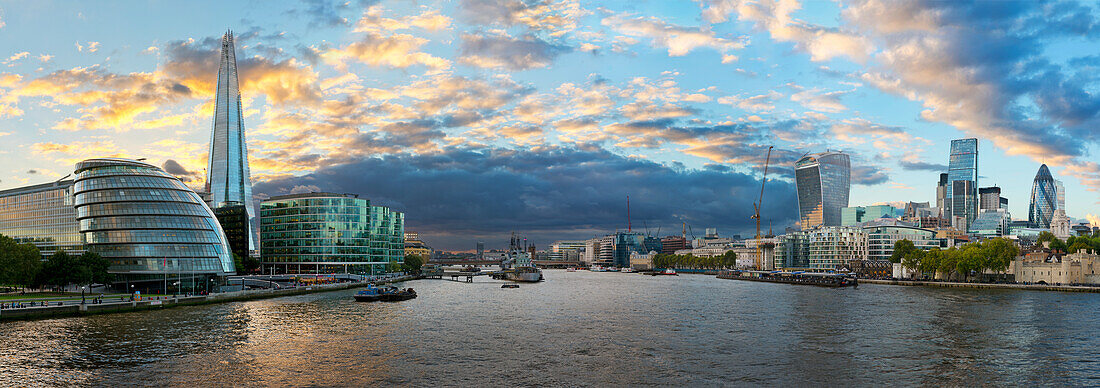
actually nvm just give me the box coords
[1036,231,1057,245]
[77,251,113,286]
[403,254,424,273]
[232,253,245,274]
[982,238,1018,273]
[889,239,919,264]
[1050,238,1068,253]
[0,234,42,290]
[39,251,80,289]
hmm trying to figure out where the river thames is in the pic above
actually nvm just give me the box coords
[2,270,1098,386]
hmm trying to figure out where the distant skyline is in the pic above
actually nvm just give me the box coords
[2,1,1100,249]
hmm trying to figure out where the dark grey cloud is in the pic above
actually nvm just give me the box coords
[26,170,38,175]
[162,159,201,183]
[851,165,889,185]
[253,145,798,250]
[460,33,571,70]
[899,160,948,172]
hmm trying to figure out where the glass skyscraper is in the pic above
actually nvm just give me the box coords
[1029,164,1057,228]
[795,151,850,230]
[73,158,236,285]
[259,193,404,275]
[0,180,84,256]
[206,30,257,252]
[947,138,978,230]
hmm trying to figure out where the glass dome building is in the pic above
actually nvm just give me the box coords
[73,158,235,289]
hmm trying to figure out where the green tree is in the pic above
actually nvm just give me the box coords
[982,238,1018,273]
[1050,238,1068,253]
[403,254,424,273]
[39,251,79,289]
[77,251,113,286]
[0,234,43,290]
[1037,231,1057,245]
[232,253,245,274]
[889,239,918,264]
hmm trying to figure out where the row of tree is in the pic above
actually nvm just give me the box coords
[650,251,738,270]
[1037,231,1100,254]
[890,237,1019,281]
[0,233,113,290]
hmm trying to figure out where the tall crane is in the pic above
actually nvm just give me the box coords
[751,146,774,270]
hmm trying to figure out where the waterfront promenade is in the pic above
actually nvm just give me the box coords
[862,278,1100,293]
[0,274,416,321]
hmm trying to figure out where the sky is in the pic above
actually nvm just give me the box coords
[1,0,1100,250]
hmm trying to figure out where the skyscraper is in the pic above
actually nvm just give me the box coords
[1055,179,1066,210]
[1029,164,1057,228]
[206,30,257,252]
[947,138,978,230]
[978,186,1001,212]
[795,151,850,230]
[936,173,949,217]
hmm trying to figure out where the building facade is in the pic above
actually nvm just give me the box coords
[864,225,937,261]
[206,30,258,253]
[795,151,851,230]
[978,186,1004,212]
[947,138,979,230]
[213,203,249,260]
[969,209,1012,238]
[258,193,404,274]
[0,180,83,257]
[1029,164,1057,229]
[549,240,586,262]
[1011,252,1100,285]
[73,158,236,287]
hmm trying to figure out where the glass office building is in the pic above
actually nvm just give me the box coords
[73,158,236,288]
[777,226,867,270]
[0,180,84,256]
[206,30,257,252]
[214,202,250,260]
[259,193,404,274]
[1029,164,1057,228]
[795,151,850,230]
[864,225,937,261]
[947,138,978,229]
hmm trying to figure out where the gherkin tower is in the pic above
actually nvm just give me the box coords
[205,30,256,252]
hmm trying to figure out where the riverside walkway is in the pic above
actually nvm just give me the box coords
[862,278,1100,293]
[0,274,418,321]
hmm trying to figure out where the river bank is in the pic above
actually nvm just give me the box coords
[861,278,1100,293]
[0,275,417,321]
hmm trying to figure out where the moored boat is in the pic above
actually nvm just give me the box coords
[717,270,857,288]
[355,286,418,302]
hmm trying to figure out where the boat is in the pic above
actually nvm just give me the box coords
[501,284,520,288]
[590,266,607,272]
[717,270,858,288]
[649,268,677,276]
[354,286,418,302]
[566,267,577,272]
[380,288,417,301]
[499,232,544,282]
[621,267,635,273]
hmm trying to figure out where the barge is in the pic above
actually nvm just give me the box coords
[717,270,857,288]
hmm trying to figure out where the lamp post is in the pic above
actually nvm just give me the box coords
[81,286,86,305]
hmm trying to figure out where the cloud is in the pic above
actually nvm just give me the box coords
[459,0,588,37]
[699,0,872,62]
[851,165,889,185]
[789,85,848,112]
[458,32,570,70]
[290,0,379,27]
[322,32,450,70]
[603,13,747,57]
[717,91,781,112]
[253,144,799,249]
[354,6,452,33]
[898,160,947,172]
[162,159,203,183]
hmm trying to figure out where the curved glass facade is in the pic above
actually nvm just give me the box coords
[73,158,235,277]
[795,151,850,230]
[260,193,404,274]
[1029,164,1057,229]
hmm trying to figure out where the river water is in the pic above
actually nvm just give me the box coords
[2,270,1098,386]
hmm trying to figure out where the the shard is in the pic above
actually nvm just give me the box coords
[206,30,256,252]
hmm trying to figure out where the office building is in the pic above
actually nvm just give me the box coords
[776,226,867,270]
[476,241,484,260]
[259,192,404,274]
[841,205,898,226]
[549,240,586,261]
[73,158,236,286]
[213,202,249,260]
[206,30,258,253]
[947,138,978,230]
[0,180,83,257]
[978,187,1004,212]
[864,225,937,261]
[936,173,949,216]
[1055,180,1066,210]
[968,209,1011,238]
[404,231,432,260]
[1029,164,1057,229]
[775,231,810,269]
[795,151,851,230]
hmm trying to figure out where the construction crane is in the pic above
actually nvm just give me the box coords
[751,146,774,270]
